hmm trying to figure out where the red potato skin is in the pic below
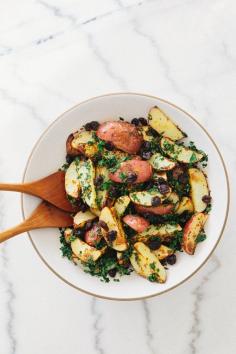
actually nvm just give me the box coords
[84,225,102,247]
[182,212,207,255]
[123,214,150,233]
[109,159,153,183]
[97,121,143,154]
[135,204,174,215]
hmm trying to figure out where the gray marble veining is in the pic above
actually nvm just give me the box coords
[188,256,221,354]
[142,300,156,354]
[0,244,17,354]
[0,87,46,128]
[91,298,105,354]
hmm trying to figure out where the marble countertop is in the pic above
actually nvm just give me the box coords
[0,0,235,353]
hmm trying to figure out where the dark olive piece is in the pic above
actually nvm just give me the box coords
[107,230,117,242]
[90,121,100,130]
[84,121,99,131]
[141,151,152,160]
[157,177,167,184]
[148,238,161,250]
[109,185,119,198]
[79,203,88,212]
[145,181,154,189]
[92,153,102,164]
[98,220,109,231]
[131,118,140,126]
[84,122,92,131]
[66,154,74,164]
[202,195,211,204]
[166,254,176,265]
[94,175,104,187]
[141,141,151,151]
[138,117,148,125]
[108,268,117,277]
[151,196,161,207]
[104,141,114,151]
[126,172,137,183]
[158,183,170,195]
[147,127,159,137]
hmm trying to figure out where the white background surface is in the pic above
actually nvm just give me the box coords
[0,1,235,353]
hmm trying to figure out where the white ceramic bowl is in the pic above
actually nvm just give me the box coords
[22,93,229,300]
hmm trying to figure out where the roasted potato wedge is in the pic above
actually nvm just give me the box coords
[130,242,166,283]
[97,121,143,154]
[123,215,150,233]
[135,204,174,215]
[65,161,81,198]
[148,106,185,141]
[182,212,208,255]
[114,196,130,217]
[66,133,81,157]
[189,168,209,212]
[73,210,97,228]
[71,238,103,262]
[109,159,153,183]
[153,245,174,260]
[134,223,182,242]
[78,159,97,208]
[149,153,176,171]
[99,207,128,251]
[130,189,169,206]
[176,197,193,214]
[90,208,101,217]
[96,165,110,209]
[71,130,98,157]
[161,137,203,163]
[167,192,180,210]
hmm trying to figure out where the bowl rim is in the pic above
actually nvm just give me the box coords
[21,92,230,301]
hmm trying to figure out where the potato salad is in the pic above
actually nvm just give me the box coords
[59,106,211,283]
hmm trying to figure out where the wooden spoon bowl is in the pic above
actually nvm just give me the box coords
[0,171,76,212]
[0,202,73,243]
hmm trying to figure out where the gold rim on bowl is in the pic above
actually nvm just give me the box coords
[21,92,230,301]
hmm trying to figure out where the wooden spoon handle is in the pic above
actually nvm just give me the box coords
[0,221,42,243]
[0,183,33,193]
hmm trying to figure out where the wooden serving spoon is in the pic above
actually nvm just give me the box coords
[0,171,75,212]
[0,202,73,243]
